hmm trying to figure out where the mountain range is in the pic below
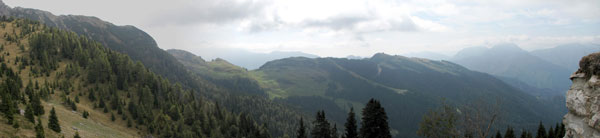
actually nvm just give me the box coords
[450,43,599,97]
[169,50,565,137]
[0,1,309,136]
[0,1,583,137]
[197,49,319,70]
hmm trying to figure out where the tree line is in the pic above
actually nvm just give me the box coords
[416,100,566,138]
[296,98,392,138]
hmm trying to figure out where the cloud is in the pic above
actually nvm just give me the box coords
[6,0,598,58]
[149,0,270,26]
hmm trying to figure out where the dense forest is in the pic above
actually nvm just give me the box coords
[0,17,271,137]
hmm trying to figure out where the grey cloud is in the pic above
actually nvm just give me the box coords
[301,15,420,33]
[246,15,284,33]
[303,15,372,31]
[150,0,270,26]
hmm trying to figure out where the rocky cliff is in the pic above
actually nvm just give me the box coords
[563,52,600,137]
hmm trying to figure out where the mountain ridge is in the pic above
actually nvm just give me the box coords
[239,52,564,137]
[451,44,572,94]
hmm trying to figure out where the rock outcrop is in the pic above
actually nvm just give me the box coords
[564,52,600,138]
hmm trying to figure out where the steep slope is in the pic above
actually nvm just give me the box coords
[531,44,600,72]
[0,19,270,138]
[253,53,564,137]
[0,3,307,136]
[0,1,200,90]
[563,52,600,137]
[451,44,572,95]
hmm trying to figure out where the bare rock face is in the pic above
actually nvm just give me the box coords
[563,52,600,138]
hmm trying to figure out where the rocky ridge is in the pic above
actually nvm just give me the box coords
[563,52,600,137]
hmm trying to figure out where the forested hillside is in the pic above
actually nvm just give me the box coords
[168,48,566,137]
[0,2,200,91]
[251,53,564,137]
[0,2,311,136]
[0,18,271,137]
[167,49,310,137]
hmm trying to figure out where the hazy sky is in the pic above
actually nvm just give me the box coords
[4,0,600,57]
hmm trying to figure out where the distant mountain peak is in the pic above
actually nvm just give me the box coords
[489,43,526,53]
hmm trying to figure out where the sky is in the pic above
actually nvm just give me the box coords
[4,0,600,58]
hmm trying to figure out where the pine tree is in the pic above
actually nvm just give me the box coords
[111,113,116,121]
[536,122,546,138]
[297,117,307,138]
[127,118,132,128]
[311,110,332,138]
[1,92,16,124]
[35,118,45,138]
[74,131,81,138]
[82,110,89,119]
[25,104,35,123]
[553,123,559,138]
[495,131,502,138]
[88,90,96,101]
[359,98,391,138]
[343,107,358,138]
[504,127,515,138]
[331,124,339,138]
[48,107,61,132]
[519,129,528,138]
[31,93,44,116]
[98,98,105,108]
[12,121,19,128]
[548,126,555,138]
[558,123,565,137]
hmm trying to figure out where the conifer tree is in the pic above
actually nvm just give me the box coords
[553,123,559,137]
[520,130,527,138]
[74,131,81,138]
[25,104,35,123]
[558,123,565,137]
[127,118,132,128]
[331,124,339,138]
[495,131,502,138]
[82,110,89,119]
[48,107,61,132]
[35,118,45,138]
[31,93,44,116]
[297,117,307,138]
[311,110,332,138]
[1,92,16,124]
[343,108,358,138]
[12,121,19,128]
[548,126,555,138]
[536,122,546,138]
[359,98,391,138]
[504,127,515,138]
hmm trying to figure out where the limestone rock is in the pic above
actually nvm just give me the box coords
[563,52,600,138]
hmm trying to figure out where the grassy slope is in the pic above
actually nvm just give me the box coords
[0,21,138,138]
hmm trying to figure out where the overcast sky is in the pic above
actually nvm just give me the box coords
[4,0,600,57]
